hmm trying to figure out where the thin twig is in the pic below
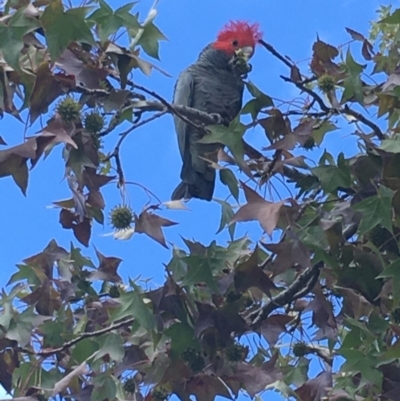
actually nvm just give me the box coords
[18,317,135,357]
[281,75,330,112]
[342,105,385,140]
[258,39,293,69]
[131,83,208,132]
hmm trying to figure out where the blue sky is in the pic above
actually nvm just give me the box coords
[0,0,386,399]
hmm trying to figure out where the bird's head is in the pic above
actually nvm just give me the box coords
[212,20,262,73]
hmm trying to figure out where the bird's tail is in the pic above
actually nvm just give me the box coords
[171,174,215,202]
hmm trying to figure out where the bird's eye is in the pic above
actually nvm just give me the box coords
[232,40,238,47]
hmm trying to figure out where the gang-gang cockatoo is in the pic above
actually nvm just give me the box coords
[171,21,262,201]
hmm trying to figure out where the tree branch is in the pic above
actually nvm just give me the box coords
[18,317,135,357]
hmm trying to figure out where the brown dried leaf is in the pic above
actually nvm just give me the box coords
[22,240,68,280]
[290,65,302,82]
[231,182,284,236]
[71,217,91,247]
[261,237,311,275]
[21,280,61,315]
[260,314,293,346]
[82,168,115,191]
[293,119,315,145]
[312,38,339,62]
[56,48,107,89]
[40,113,78,149]
[236,353,282,397]
[135,210,177,248]
[89,248,122,283]
[87,190,104,209]
[345,27,365,41]
[0,154,29,195]
[295,369,332,401]
[259,108,290,140]
[185,375,232,401]
[29,62,68,124]
[265,133,297,151]
[361,40,374,61]
[305,284,337,340]
[234,246,276,296]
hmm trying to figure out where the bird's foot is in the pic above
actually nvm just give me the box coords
[209,113,223,124]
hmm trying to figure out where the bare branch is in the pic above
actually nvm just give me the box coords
[18,317,135,358]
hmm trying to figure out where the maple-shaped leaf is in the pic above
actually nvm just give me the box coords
[234,246,276,296]
[261,235,311,276]
[29,62,75,124]
[135,208,177,248]
[231,181,284,236]
[260,314,293,346]
[56,48,108,90]
[89,247,122,283]
[305,284,337,340]
[185,374,233,401]
[295,368,332,401]
[236,353,282,397]
[40,0,96,61]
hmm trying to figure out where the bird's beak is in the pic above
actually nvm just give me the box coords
[235,46,254,61]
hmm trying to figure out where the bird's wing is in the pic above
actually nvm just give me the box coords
[172,69,195,161]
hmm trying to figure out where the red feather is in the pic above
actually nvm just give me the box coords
[213,20,262,54]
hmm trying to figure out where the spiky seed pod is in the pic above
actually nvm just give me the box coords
[152,386,170,401]
[318,74,336,93]
[109,285,120,298]
[293,342,309,357]
[57,97,81,124]
[368,225,398,253]
[226,291,242,303]
[302,136,316,150]
[392,308,400,324]
[226,343,248,362]
[36,394,48,401]
[181,347,205,372]
[123,377,136,393]
[110,205,134,231]
[84,111,105,134]
[90,133,102,150]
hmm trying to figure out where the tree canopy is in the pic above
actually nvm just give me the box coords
[1,1,400,401]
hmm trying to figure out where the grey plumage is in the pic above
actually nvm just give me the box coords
[171,45,245,201]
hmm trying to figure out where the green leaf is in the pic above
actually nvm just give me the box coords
[313,121,338,145]
[219,169,239,201]
[111,284,156,332]
[182,255,218,293]
[341,49,365,104]
[95,333,124,362]
[89,0,139,44]
[377,258,400,304]
[380,9,400,24]
[200,119,246,166]
[72,338,99,363]
[353,185,394,236]
[129,20,167,60]
[242,81,273,119]
[92,376,117,401]
[379,134,400,153]
[0,6,40,70]
[311,153,352,193]
[215,199,236,240]
[164,322,199,355]
[0,302,13,330]
[41,0,95,61]
[245,81,274,106]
